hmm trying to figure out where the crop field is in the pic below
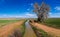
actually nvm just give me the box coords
[0,20,19,27]
[44,18,60,29]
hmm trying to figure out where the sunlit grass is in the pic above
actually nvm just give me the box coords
[31,26,51,37]
[44,18,60,29]
[0,20,19,27]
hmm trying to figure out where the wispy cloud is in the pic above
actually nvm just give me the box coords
[0,13,37,18]
[25,13,34,16]
[55,6,60,10]
[0,12,60,18]
[49,12,60,18]
[25,13,37,18]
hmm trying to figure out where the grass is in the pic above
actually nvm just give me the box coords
[8,19,27,37]
[44,18,60,29]
[18,19,27,37]
[20,20,27,36]
[0,20,19,27]
[31,26,51,37]
[15,19,27,37]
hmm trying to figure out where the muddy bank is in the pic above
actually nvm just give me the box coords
[29,20,51,37]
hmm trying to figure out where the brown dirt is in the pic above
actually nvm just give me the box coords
[30,22,60,37]
[0,20,25,37]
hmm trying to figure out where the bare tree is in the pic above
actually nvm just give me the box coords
[33,2,50,22]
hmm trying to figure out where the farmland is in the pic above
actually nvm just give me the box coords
[0,19,26,37]
[0,18,60,37]
[44,18,60,29]
[0,20,19,27]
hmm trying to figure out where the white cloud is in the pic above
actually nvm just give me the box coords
[0,14,23,18]
[49,12,60,18]
[0,13,37,18]
[0,12,60,18]
[49,12,52,15]
[2,14,7,16]
[9,15,23,18]
[49,15,60,18]
[55,6,60,10]
[25,13,37,18]
[25,13,34,16]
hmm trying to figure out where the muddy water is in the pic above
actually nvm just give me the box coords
[24,20,37,37]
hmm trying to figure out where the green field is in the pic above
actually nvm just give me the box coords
[44,18,60,29]
[0,20,19,27]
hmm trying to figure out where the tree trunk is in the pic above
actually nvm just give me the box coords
[37,17,41,22]
[37,15,44,22]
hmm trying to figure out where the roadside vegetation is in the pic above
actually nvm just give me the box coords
[8,19,27,37]
[31,25,51,37]
[21,20,27,37]
[44,18,60,29]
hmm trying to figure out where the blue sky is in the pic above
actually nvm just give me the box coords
[0,0,60,18]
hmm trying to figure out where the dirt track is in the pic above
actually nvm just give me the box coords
[30,22,60,37]
[0,20,25,37]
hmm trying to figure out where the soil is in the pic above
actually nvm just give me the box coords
[30,22,60,37]
[0,20,25,37]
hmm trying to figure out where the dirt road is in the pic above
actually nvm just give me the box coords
[0,20,25,37]
[30,22,60,37]
[24,20,37,37]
